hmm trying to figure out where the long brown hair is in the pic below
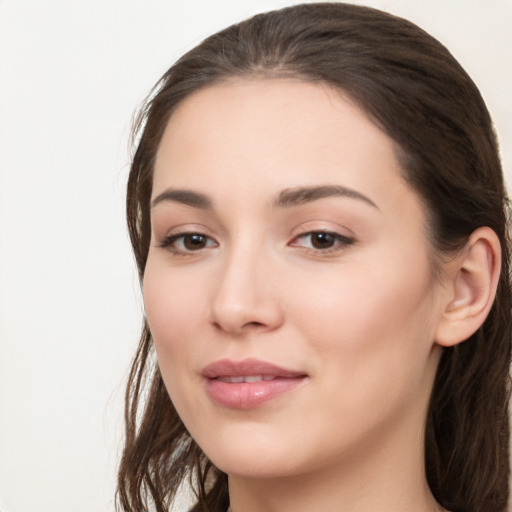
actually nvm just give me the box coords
[117,4,511,512]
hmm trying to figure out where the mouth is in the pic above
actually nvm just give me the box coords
[216,375,279,383]
[202,358,308,409]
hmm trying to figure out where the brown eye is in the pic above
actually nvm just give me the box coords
[290,231,354,253]
[159,232,217,253]
[183,234,208,250]
[310,232,337,249]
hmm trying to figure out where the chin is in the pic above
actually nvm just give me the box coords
[194,428,306,479]
[210,454,299,480]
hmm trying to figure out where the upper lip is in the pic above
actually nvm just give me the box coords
[202,358,306,379]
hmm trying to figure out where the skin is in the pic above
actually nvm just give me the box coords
[143,79,452,512]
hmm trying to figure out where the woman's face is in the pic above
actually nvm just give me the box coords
[144,80,447,479]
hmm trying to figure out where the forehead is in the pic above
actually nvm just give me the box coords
[152,79,423,220]
[155,80,396,179]
[158,78,376,151]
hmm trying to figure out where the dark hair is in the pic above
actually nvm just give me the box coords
[117,3,511,512]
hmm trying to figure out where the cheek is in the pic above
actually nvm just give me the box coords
[288,254,439,377]
[286,263,440,446]
[142,257,204,364]
[142,258,210,421]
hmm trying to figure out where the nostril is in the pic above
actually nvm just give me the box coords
[246,321,265,328]
[212,319,267,334]
[209,294,284,334]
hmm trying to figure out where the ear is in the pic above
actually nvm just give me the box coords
[435,227,501,347]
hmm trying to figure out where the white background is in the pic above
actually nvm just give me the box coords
[1,1,511,511]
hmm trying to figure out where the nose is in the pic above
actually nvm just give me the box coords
[209,245,284,336]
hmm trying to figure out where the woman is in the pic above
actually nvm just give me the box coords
[117,3,511,512]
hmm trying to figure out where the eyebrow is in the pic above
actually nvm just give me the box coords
[150,184,378,211]
[273,185,378,209]
[151,188,212,209]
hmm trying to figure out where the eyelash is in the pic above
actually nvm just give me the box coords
[158,230,354,255]
[290,231,355,253]
[158,232,217,254]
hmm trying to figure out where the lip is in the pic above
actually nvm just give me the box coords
[202,358,308,409]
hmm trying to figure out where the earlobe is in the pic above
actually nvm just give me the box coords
[435,227,501,347]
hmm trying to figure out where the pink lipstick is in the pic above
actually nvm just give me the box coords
[202,358,307,409]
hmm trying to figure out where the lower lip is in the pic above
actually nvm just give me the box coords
[205,377,306,409]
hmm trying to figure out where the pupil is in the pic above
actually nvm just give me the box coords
[185,234,206,250]
[312,232,334,249]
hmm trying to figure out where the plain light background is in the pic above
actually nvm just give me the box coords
[1,1,511,511]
